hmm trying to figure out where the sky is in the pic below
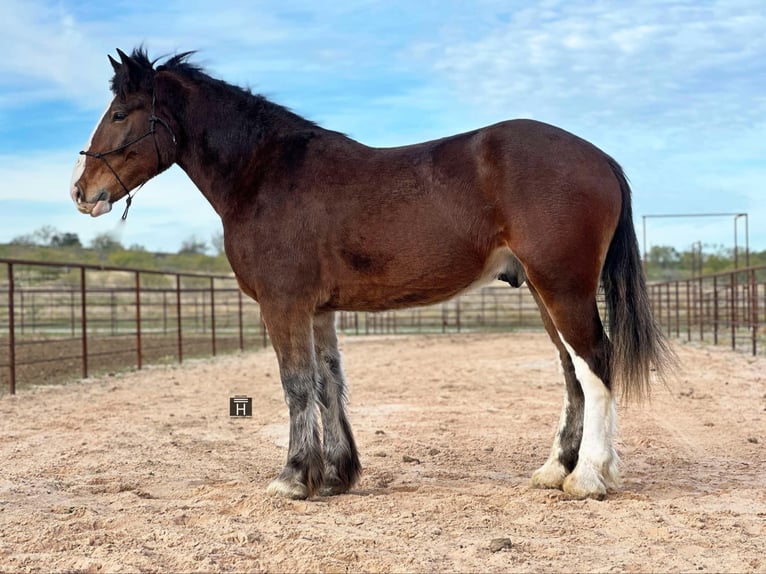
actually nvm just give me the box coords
[0,0,764,256]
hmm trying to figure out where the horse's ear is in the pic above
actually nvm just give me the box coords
[115,48,146,93]
[108,54,121,73]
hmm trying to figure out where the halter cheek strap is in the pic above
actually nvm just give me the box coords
[79,84,177,221]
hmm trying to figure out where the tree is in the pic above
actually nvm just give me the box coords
[50,232,82,248]
[178,235,208,255]
[10,225,59,246]
[646,245,680,269]
[90,233,123,252]
[210,230,225,256]
[9,226,82,248]
[34,225,58,245]
[9,233,37,246]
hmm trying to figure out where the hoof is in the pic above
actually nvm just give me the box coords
[266,477,309,500]
[319,483,350,497]
[562,465,608,500]
[530,459,568,490]
[318,464,360,496]
[319,452,362,497]
[319,476,353,497]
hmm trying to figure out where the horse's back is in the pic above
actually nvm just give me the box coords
[376,118,622,221]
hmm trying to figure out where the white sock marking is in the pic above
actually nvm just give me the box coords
[559,334,616,476]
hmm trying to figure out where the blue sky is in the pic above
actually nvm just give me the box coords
[0,0,764,255]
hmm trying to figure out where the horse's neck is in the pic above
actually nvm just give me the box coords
[170,78,312,217]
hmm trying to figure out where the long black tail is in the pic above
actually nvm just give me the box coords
[602,157,677,402]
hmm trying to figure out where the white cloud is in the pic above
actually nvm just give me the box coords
[425,0,766,134]
[0,1,113,108]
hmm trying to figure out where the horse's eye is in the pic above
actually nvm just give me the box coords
[112,111,127,122]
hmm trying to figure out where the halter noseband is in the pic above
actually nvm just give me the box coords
[79,82,177,220]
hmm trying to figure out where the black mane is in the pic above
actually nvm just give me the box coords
[110,47,318,131]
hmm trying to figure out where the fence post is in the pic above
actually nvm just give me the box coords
[176,275,183,363]
[163,291,168,335]
[713,276,719,345]
[730,273,737,350]
[70,290,75,337]
[135,271,142,370]
[80,267,88,379]
[685,280,691,342]
[7,263,16,395]
[666,283,671,333]
[210,277,217,356]
[657,283,663,333]
[238,289,244,352]
[699,275,705,342]
[750,269,758,356]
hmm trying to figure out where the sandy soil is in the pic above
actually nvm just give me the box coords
[0,332,764,573]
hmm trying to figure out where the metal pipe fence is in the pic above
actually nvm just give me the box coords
[0,259,268,395]
[6,257,759,395]
[648,265,766,356]
[0,258,545,395]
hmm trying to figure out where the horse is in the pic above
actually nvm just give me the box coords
[70,48,675,501]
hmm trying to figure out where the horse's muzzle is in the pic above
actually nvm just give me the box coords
[73,186,112,217]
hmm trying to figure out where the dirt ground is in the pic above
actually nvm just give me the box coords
[0,332,764,573]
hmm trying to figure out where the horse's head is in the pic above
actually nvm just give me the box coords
[71,48,177,217]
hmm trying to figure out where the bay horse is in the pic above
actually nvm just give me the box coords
[71,48,675,500]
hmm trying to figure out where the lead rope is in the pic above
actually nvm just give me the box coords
[119,178,151,221]
[121,186,140,221]
[121,194,132,221]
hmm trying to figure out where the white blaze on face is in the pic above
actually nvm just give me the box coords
[70,101,112,204]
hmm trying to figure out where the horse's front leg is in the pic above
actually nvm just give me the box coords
[263,308,324,499]
[313,312,362,495]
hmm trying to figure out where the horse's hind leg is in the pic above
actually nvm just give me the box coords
[559,330,619,500]
[528,285,584,490]
[528,282,619,500]
[263,307,324,499]
[313,312,362,495]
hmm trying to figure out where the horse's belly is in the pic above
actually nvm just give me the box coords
[321,246,517,312]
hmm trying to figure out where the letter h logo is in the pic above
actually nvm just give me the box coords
[229,396,252,417]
